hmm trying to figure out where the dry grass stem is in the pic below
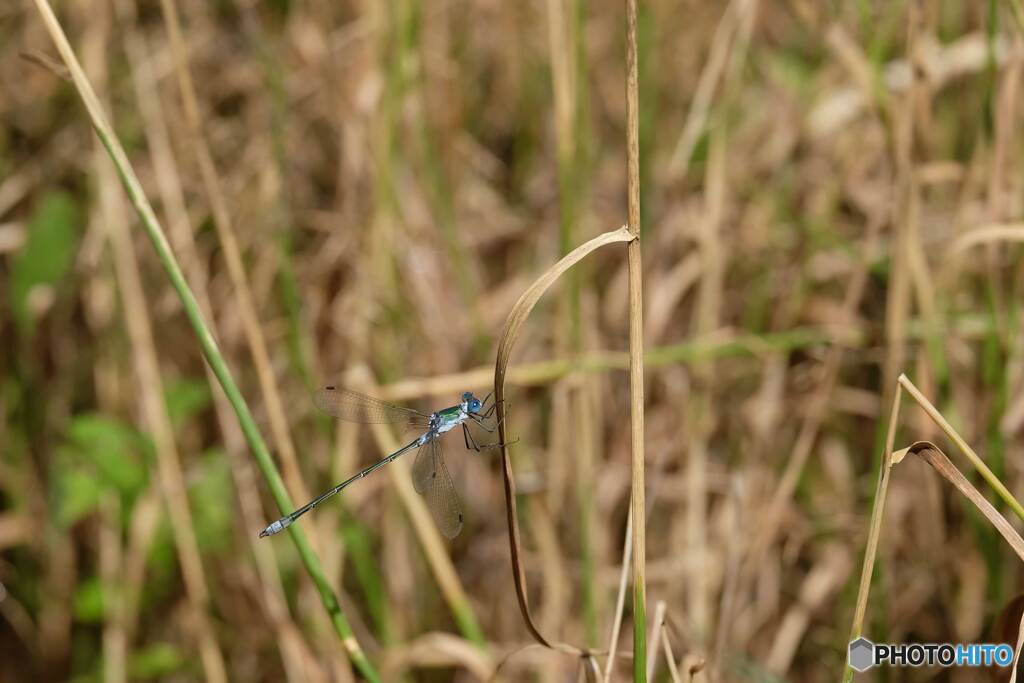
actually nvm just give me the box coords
[154,0,318,538]
[12,2,1024,681]
[1011,608,1024,683]
[645,600,667,682]
[84,11,226,680]
[898,374,1024,520]
[660,625,685,683]
[365,415,487,648]
[667,0,751,177]
[604,505,633,682]
[381,632,494,681]
[843,381,902,682]
[846,374,1024,681]
[624,1,648,678]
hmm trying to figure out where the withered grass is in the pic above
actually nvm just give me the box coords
[7,2,1024,682]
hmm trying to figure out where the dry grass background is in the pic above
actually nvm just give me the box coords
[3,0,1024,681]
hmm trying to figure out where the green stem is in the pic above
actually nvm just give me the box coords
[29,2,381,679]
[96,115,382,683]
[632,584,647,682]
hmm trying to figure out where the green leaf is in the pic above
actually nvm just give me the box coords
[55,465,103,528]
[128,642,187,679]
[164,378,211,427]
[73,576,105,622]
[10,191,80,334]
[189,450,232,553]
[66,414,148,496]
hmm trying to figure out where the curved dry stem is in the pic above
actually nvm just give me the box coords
[380,632,494,681]
[946,222,1024,255]
[492,226,634,658]
[894,441,1024,561]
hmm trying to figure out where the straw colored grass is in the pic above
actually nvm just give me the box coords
[9,2,1024,681]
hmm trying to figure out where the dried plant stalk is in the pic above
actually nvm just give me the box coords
[366,419,486,647]
[947,222,1024,255]
[898,374,1024,520]
[646,601,667,682]
[153,0,319,535]
[1011,607,1024,683]
[660,625,686,683]
[381,632,494,681]
[843,382,902,683]
[623,0,648,679]
[85,9,226,680]
[604,505,633,681]
[845,377,1024,681]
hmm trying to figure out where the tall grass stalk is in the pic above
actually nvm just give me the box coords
[85,7,227,681]
[153,0,321,540]
[842,382,902,683]
[624,0,648,679]
[116,5,316,676]
[27,2,381,680]
[547,0,599,647]
[365,417,487,649]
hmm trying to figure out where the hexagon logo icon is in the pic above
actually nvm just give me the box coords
[848,637,875,672]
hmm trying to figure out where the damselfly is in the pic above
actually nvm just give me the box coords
[259,386,499,539]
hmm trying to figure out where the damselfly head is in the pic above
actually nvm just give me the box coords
[462,391,482,414]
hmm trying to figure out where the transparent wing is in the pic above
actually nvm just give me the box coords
[313,386,431,427]
[411,441,435,494]
[416,438,464,539]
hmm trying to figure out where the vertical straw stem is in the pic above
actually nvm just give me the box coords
[85,7,226,680]
[842,383,902,682]
[115,9,319,676]
[154,0,318,537]
[624,0,647,680]
[26,2,380,680]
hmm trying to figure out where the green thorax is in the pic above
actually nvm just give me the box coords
[436,405,463,422]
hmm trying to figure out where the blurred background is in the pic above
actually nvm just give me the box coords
[2,0,1023,681]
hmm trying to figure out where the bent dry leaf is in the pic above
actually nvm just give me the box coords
[893,441,1024,562]
[492,225,634,658]
[845,378,1024,683]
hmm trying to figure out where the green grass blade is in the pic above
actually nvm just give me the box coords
[28,2,380,680]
